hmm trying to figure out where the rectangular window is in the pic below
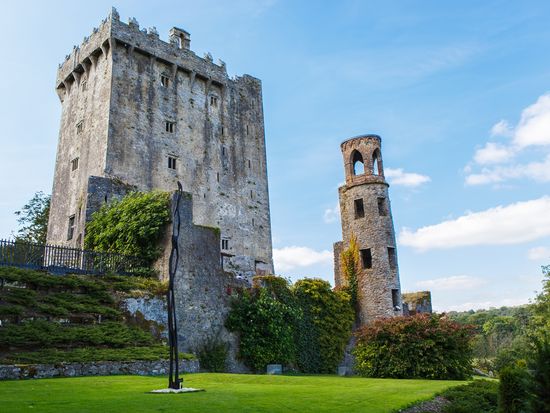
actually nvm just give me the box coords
[76,121,83,134]
[160,74,170,88]
[71,157,79,171]
[168,156,177,170]
[67,215,76,241]
[360,248,372,269]
[216,172,220,182]
[392,289,400,310]
[246,125,249,135]
[378,197,388,216]
[222,147,226,157]
[210,95,218,106]
[388,247,397,269]
[354,199,365,219]
[221,239,229,250]
[165,121,175,133]
[248,159,251,169]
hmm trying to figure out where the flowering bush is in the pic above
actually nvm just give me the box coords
[354,314,474,379]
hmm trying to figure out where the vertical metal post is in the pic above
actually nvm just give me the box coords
[168,182,183,390]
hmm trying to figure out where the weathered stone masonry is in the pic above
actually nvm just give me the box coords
[333,135,403,325]
[47,8,273,280]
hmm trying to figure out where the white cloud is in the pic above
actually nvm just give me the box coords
[445,297,531,312]
[528,246,550,261]
[323,201,340,224]
[466,154,550,185]
[416,275,486,291]
[385,168,431,187]
[513,93,550,148]
[399,196,550,251]
[273,246,333,272]
[473,142,514,165]
[466,92,550,185]
[491,120,513,137]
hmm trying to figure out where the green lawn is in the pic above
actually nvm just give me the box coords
[0,373,466,413]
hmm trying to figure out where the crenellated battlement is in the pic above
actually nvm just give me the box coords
[56,8,259,101]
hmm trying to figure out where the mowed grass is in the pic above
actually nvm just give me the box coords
[0,373,465,413]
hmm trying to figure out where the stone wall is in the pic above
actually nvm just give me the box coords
[402,291,433,315]
[47,20,113,248]
[0,359,199,381]
[171,191,249,373]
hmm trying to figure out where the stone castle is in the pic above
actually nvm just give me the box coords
[46,8,273,280]
[333,135,403,324]
[44,9,428,366]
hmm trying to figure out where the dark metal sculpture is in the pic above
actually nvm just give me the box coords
[167,182,184,390]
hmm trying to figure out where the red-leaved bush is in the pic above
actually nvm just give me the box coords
[353,314,475,379]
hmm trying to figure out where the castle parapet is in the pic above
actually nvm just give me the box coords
[56,7,249,101]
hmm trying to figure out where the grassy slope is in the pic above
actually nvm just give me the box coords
[0,374,465,413]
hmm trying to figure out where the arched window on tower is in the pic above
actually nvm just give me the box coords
[352,150,365,175]
[372,149,382,176]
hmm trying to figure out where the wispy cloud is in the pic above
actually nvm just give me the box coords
[323,201,340,224]
[273,246,333,272]
[399,196,550,251]
[528,246,550,261]
[473,142,515,165]
[385,168,431,187]
[491,120,513,137]
[416,275,486,291]
[445,297,531,312]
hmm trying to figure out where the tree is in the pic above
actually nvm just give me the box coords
[84,191,171,265]
[14,192,50,244]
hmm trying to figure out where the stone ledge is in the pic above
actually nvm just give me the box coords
[0,359,199,380]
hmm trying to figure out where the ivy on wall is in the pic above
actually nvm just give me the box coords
[227,276,354,373]
[294,279,354,373]
[84,191,171,266]
[340,234,360,312]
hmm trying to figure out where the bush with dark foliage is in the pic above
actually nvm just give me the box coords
[354,314,474,379]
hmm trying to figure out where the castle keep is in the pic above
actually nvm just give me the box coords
[333,135,403,325]
[47,9,273,280]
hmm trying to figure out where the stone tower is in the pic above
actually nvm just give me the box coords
[46,9,273,279]
[333,134,402,325]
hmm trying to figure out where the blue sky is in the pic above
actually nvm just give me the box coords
[1,0,549,311]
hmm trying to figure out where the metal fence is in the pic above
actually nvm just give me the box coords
[0,239,145,276]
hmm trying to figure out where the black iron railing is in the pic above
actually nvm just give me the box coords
[0,239,144,276]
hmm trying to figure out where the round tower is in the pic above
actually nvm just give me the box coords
[334,134,402,325]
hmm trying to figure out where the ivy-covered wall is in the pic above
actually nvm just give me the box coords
[227,276,355,373]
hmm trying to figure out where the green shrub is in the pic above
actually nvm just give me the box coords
[226,280,300,372]
[197,338,229,372]
[354,314,474,379]
[440,380,498,413]
[227,277,355,374]
[498,365,531,413]
[293,278,354,373]
[530,335,550,413]
[0,320,155,350]
[84,191,171,266]
[0,346,194,364]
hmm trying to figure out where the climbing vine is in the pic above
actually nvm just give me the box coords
[227,276,354,373]
[340,234,360,312]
